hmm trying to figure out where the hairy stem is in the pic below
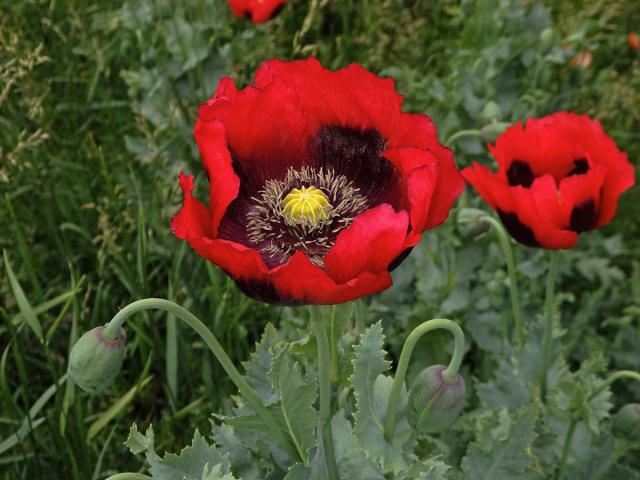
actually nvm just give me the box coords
[481,216,524,346]
[540,251,560,399]
[556,419,577,479]
[310,306,340,480]
[102,298,297,460]
[384,318,465,443]
[592,370,640,398]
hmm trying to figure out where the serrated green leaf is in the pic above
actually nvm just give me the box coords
[462,406,540,480]
[242,323,280,405]
[211,423,262,480]
[268,353,317,464]
[202,463,238,480]
[332,413,385,480]
[126,424,155,455]
[413,456,451,480]
[351,322,409,473]
[128,427,230,480]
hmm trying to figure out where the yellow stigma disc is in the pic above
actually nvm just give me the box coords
[282,186,331,224]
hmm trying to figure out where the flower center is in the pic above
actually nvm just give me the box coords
[245,166,368,267]
[282,186,332,225]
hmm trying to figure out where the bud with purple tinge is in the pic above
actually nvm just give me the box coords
[68,325,126,394]
[408,364,466,434]
[612,403,640,440]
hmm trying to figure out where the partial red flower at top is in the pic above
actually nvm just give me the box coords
[171,58,464,305]
[227,0,287,24]
[462,112,635,249]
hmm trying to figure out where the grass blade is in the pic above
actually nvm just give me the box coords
[3,250,43,341]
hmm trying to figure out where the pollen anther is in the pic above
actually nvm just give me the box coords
[282,186,331,224]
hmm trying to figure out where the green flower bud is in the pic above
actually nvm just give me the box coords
[408,365,465,434]
[68,325,126,394]
[539,27,554,50]
[457,208,490,237]
[612,403,640,440]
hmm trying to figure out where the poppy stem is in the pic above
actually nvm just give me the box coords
[480,216,524,347]
[540,250,561,399]
[555,418,577,480]
[310,306,340,480]
[384,318,465,443]
[102,298,298,461]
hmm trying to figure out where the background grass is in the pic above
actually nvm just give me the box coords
[1,0,639,478]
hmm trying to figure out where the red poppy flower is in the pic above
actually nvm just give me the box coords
[171,58,463,305]
[227,0,286,24]
[628,32,640,50]
[462,112,635,249]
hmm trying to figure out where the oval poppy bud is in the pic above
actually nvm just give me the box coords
[612,403,640,440]
[68,326,126,394]
[408,364,466,434]
[539,27,554,50]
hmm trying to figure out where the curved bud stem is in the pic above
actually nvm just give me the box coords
[102,298,298,460]
[309,306,340,480]
[591,370,640,398]
[384,318,465,443]
[446,129,482,144]
[105,474,152,480]
[480,215,524,346]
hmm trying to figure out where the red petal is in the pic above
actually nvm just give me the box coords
[249,0,286,23]
[254,58,403,139]
[270,252,393,304]
[383,147,438,243]
[324,204,409,284]
[197,71,309,180]
[171,173,212,239]
[193,119,240,236]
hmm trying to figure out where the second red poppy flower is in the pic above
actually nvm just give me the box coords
[172,58,464,305]
[462,113,635,249]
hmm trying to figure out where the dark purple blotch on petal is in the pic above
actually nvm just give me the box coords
[569,198,597,232]
[507,159,534,188]
[498,209,539,247]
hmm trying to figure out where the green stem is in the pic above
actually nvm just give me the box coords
[556,419,577,480]
[105,474,152,480]
[384,318,465,443]
[446,129,482,144]
[481,216,524,346]
[102,299,297,461]
[540,251,560,399]
[592,370,640,398]
[310,306,340,480]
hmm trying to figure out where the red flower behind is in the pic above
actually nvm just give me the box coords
[172,58,464,305]
[462,112,635,249]
[227,0,286,24]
